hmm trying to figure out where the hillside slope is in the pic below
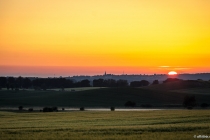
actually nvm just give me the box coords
[1,87,210,107]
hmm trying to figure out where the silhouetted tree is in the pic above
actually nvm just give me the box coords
[93,79,127,87]
[152,80,159,85]
[6,83,10,90]
[183,95,196,108]
[11,84,14,90]
[130,81,141,87]
[93,79,104,87]
[16,76,23,88]
[0,77,7,88]
[105,79,117,87]
[32,78,42,88]
[117,79,128,87]
[80,107,85,111]
[52,107,58,111]
[110,107,115,111]
[56,78,67,88]
[140,80,150,86]
[23,78,32,89]
[130,80,150,87]
[32,78,74,89]
[41,83,47,90]
[18,106,23,110]
[8,77,15,84]
[28,108,33,111]
[43,107,53,112]
[66,79,74,88]
[80,79,90,87]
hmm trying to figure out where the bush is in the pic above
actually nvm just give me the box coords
[28,108,33,111]
[110,107,115,111]
[130,80,150,87]
[18,106,23,111]
[124,101,136,107]
[52,107,58,111]
[201,103,209,108]
[80,107,85,111]
[183,95,196,108]
[43,107,58,112]
[43,107,53,112]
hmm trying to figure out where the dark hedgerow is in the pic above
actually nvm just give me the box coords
[183,95,196,109]
[28,108,33,111]
[18,106,23,111]
[80,107,85,111]
[52,107,58,112]
[124,101,136,107]
[110,107,115,111]
[43,107,53,112]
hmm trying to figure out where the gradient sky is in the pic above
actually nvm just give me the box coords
[0,0,210,76]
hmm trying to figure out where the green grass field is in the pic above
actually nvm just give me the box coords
[0,110,210,140]
[0,87,210,107]
[1,84,210,139]
[171,88,210,95]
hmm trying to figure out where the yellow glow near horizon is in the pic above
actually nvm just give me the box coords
[168,71,178,75]
[0,0,210,74]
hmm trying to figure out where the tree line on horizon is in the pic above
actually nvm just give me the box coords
[0,76,160,90]
[1,76,210,91]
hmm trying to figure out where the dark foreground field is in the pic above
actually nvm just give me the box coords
[0,110,210,140]
[0,86,210,107]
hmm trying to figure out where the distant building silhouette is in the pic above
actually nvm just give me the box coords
[104,71,112,76]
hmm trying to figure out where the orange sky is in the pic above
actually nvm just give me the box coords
[0,0,210,76]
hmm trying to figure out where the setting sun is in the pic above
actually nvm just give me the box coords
[168,71,178,75]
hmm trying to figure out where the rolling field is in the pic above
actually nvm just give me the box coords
[171,88,210,95]
[0,87,186,107]
[0,87,210,107]
[0,110,210,140]
[0,84,210,140]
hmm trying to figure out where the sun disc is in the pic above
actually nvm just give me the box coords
[168,71,177,75]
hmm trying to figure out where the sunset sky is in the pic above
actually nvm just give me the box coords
[0,0,210,77]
